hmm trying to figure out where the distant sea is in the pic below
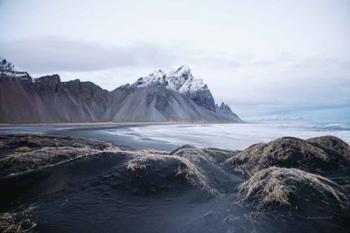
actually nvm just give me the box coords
[1,120,349,151]
[101,120,350,150]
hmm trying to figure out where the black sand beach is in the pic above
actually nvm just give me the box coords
[0,123,179,151]
[0,134,349,233]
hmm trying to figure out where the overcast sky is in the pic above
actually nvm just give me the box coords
[0,0,349,121]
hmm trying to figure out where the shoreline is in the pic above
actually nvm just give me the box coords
[0,120,241,127]
[1,121,350,152]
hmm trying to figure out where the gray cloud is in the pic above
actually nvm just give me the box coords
[0,36,177,73]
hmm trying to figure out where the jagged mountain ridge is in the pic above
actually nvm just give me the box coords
[215,102,240,120]
[0,58,242,123]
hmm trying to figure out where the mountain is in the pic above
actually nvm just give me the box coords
[33,75,112,122]
[0,73,112,123]
[110,65,241,122]
[215,102,241,120]
[132,65,216,111]
[0,58,242,123]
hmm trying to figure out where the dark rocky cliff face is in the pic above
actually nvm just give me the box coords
[0,73,111,123]
[183,85,216,112]
[170,67,216,112]
[0,60,242,123]
[0,76,44,123]
[34,77,111,122]
[34,74,61,91]
[109,84,235,122]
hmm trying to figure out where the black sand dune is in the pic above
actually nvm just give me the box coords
[0,135,349,233]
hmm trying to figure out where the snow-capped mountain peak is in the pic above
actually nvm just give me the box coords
[132,65,207,94]
[1,57,19,73]
[0,57,29,79]
[130,65,216,111]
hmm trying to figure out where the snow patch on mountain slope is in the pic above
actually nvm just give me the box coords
[134,69,167,88]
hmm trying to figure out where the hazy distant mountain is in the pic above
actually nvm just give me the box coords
[0,58,242,123]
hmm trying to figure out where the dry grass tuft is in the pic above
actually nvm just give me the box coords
[14,146,31,153]
[0,207,36,233]
[307,135,350,161]
[226,136,350,176]
[0,147,102,177]
[239,167,348,210]
[0,140,7,150]
[125,153,215,194]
